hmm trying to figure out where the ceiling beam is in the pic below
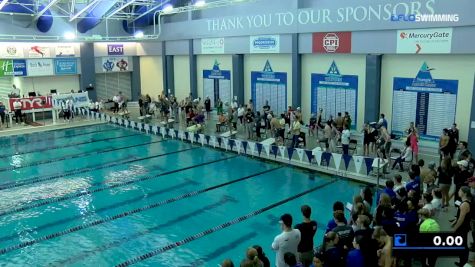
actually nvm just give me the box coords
[131,0,170,22]
[69,0,101,21]
[0,0,9,11]
[32,0,62,21]
[105,0,138,19]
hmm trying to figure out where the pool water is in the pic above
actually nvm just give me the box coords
[0,124,367,266]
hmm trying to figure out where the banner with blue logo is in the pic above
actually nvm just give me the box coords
[251,60,287,115]
[203,60,232,108]
[391,62,458,140]
[250,35,280,53]
[54,59,78,75]
[52,92,90,108]
[311,61,358,129]
[13,60,27,76]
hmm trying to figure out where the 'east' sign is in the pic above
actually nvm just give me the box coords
[108,44,124,55]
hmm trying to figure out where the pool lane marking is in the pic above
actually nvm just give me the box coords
[53,195,238,266]
[0,137,164,175]
[0,132,141,159]
[0,179,201,244]
[115,178,338,267]
[0,154,240,218]
[0,124,108,145]
[0,164,280,254]
[0,128,117,148]
[0,143,195,190]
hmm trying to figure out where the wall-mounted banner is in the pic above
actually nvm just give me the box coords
[52,92,90,108]
[27,59,54,76]
[251,60,287,114]
[312,32,352,53]
[397,28,453,54]
[102,57,129,72]
[311,61,358,129]
[28,46,51,58]
[107,44,124,55]
[391,62,458,140]
[54,58,78,75]
[8,96,53,111]
[203,60,232,107]
[201,38,225,54]
[0,44,24,58]
[0,59,27,77]
[249,35,280,53]
[55,45,76,57]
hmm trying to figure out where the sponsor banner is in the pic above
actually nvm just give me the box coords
[28,45,51,58]
[0,44,24,58]
[107,44,124,55]
[55,45,76,57]
[312,32,352,53]
[201,38,224,54]
[27,59,54,76]
[52,92,90,108]
[9,96,53,111]
[54,58,78,75]
[397,28,452,54]
[102,57,129,72]
[249,35,280,53]
[0,59,27,77]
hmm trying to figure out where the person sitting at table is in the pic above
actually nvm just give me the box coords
[216,113,228,132]
[392,139,413,171]
[13,99,22,124]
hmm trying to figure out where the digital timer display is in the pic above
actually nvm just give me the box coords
[393,232,466,257]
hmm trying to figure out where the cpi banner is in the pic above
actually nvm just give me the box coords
[52,92,90,108]
[9,96,53,111]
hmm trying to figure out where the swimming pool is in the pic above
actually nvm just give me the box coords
[0,124,367,266]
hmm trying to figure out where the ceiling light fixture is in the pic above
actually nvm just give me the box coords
[194,0,206,7]
[162,3,173,13]
[64,31,77,40]
[134,31,144,38]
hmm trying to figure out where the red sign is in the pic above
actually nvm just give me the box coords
[9,96,53,111]
[312,32,352,53]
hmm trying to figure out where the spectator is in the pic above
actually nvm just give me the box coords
[284,252,303,267]
[308,114,317,137]
[295,205,317,267]
[379,127,391,159]
[449,123,460,158]
[335,112,343,132]
[252,245,270,267]
[320,231,343,267]
[393,174,405,193]
[373,193,396,236]
[418,208,440,267]
[439,128,451,160]
[343,111,352,129]
[405,171,421,199]
[372,227,395,267]
[272,214,301,267]
[377,180,397,204]
[409,128,419,162]
[346,235,365,267]
[238,105,245,124]
[204,96,211,119]
[466,177,475,251]
[458,141,471,161]
[255,111,263,141]
[241,247,263,267]
[332,211,355,255]
[245,108,255,139]
[422,168,437,195]
[451,186,471,266]
[431,189,442,215]
[453,160,471,205]
[361,186,373,212]
[326,201,347,233]
[290,117,302,148]
[221,259,235,267]
[310,253,324,267]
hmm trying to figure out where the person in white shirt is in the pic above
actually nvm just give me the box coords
[272,214,301,267]
[10,84,20,97]
[341,124,351,155]
[13,99,22,124]
[391,138,413,171]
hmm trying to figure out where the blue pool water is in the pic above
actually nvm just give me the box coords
[0,124,368,266]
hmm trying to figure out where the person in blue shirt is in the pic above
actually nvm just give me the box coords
[405,171,421,197]
[346,235,365,267]
[284,252,303,267]
[377,113,388,129]
[377,180,397,204]
[325,201,347,233]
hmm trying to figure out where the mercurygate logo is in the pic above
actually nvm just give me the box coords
[399,31,450,40]
[391,14,460,22]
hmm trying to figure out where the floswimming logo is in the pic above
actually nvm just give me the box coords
[390,14,460,22]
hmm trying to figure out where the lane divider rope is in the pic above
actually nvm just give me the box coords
[0,140,169,191]
[0,154,240,218]
[115,179,338,267]
[0,164,278,255]
[0,132,142,160]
